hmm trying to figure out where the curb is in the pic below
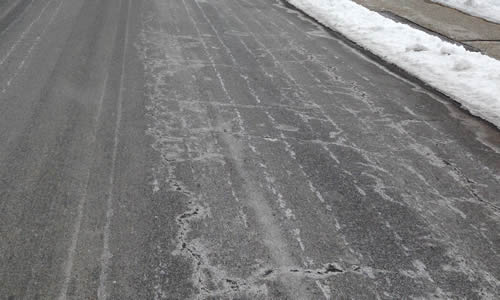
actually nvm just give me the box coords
[0,0,32,34]
[280,0,499,132]
[378,10,482,54]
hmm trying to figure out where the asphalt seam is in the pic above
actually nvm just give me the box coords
[97,0,131,298]
[57,0,120,297]
[57,59,111,300]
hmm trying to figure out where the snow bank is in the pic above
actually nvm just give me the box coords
[431,0,500,24]
[287,0,500,128]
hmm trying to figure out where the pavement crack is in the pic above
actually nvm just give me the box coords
[444,159,500,212]
[323,263,344,274]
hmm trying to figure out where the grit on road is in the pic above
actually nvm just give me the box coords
[0,0,499,299]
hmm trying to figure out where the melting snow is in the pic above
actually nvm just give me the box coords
[431,0,500,24]
[287,0,500,128]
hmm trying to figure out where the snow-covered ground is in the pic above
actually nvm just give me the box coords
[431,0,500,24]
[287,0,500,129]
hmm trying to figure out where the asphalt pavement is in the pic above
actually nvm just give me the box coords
[0,0,499,299]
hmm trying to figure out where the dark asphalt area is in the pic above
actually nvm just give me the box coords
[0,0,499,299]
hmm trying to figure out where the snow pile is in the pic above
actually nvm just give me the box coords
[431,0,500,24]
[287,0,500,128]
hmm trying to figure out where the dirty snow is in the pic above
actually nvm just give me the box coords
[287,0,500,128]
[431,0,500,24]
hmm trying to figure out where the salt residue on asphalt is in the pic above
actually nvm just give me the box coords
[431,0,500,24]
[287,0,500,128]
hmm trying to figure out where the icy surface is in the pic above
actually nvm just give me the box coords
[432,0,500,24]
[287,0,500,128]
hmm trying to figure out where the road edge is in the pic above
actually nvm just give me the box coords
[280,0,499,132]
